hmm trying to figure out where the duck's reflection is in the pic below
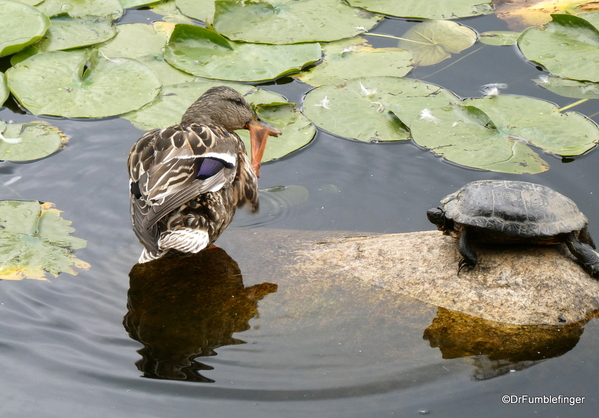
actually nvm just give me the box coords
[423,307,588,380]
[123,247,277,382]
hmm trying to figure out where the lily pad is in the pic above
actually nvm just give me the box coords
[175,0,215,22]
[518,14,599,82]
[398,20,477,66]
[0,0,50,58]
[347,0,493,19]
[121,0,162,8]
[302,76,459,142]
[411,95,599,173]
[0,72,7,106]
[164,24,321,82]
[97,22,196,84]
[36,0,124,19]
[534,75,599,99]
[297,36,413,86]
[0,201,89,281]
[479,31,521,46]
[213,0,382,44]
[0,121,66,161]
[7,49,161,118]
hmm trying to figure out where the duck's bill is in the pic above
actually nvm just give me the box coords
[248,119,281,177]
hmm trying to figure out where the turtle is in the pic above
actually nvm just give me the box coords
[426,180,599,278]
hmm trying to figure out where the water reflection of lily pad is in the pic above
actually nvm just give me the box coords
[213,0,382,44]
[0,72,7,106]
[36,0,124,19]
[519,14,599,82]
[164,24,321,82]
[7,49,161,118]
[534,75,599,99]
[297,37,413,86]
[0,201,89,281]
[0,121,66,162]
[348,0,493,19]
[0,0,50,58]
[411,95,599,173]
[398,20,477,66]
[302,76,459,142]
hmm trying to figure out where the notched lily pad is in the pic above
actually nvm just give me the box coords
[213,0,382,44]
[164,24,322,82]
[7,49,161,118]
[534,75,599,99]
[348,0,493,19]
[411,95,599,173]
[175,0,216,22]
[398,20,477,66]
[0,201,89,281]
[35,0,124,20]
[518,14,599,82]
[297,36,413,86]
[0,120,66,161]
[0,0,50,58]
[302,76,459,142]
[479,31,521,46]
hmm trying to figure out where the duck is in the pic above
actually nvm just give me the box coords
[127,86,281,263]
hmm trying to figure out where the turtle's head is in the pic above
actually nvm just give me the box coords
[427,207,448,231]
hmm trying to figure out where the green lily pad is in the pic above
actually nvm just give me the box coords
[121,0,162,8]
[213,0,382,44]
[0,0,50,58]
[479,31,521,46]
[239,102,316,163]
[534,75,599,99]
[411,95,599,173]
[0,200,89,281]
[0,121,66,161]
[97,22,196,84]
[7,49,161,118]
[518,14,599,82]
[36,0,124,19]
[175,0,215,22]
[302,76,459,142]
[164,24,321,82]
[398,20,477,66]
[347,0,493,19]
[0,72,7,106]
[297,36,413,86]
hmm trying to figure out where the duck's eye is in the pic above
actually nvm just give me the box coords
[230,97,244,106]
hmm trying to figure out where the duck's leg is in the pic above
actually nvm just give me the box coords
[565,232,599,279]
[458,228,478,274]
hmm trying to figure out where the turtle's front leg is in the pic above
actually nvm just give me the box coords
[458,228,478,274]
[565,232,599,279]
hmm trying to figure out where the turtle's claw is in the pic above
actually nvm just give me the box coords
[457,258,475,275]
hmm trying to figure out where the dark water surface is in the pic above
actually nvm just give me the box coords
[2,9,599,418]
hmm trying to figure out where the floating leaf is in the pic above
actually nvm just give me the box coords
[411,95,599,173]
[302,76,459,142]
[0,0,50,58]
[0,201,89,281]
[239,103,316,162]
[213,0,382,44]
[36,0,124,19]
[164,24,321,82]
[518,14,599,82]
[97,22,196,84]
[297,36,413,86]
[7,49,161,118]
[495,0,593,29]
[398,20,477,66]
[121,0,162,7]
[0,72,7,106]
[479,31,521,45]
[348,0,493,19]
[0,121,66,161]
[175,0,215,22]
[534,75,599,99]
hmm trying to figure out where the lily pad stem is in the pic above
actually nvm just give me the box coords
[366,33,430,46]
[559,99,588,113]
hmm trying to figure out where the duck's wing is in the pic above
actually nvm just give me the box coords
[128,123,240,232]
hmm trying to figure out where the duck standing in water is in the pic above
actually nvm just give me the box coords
[127,86,281,263]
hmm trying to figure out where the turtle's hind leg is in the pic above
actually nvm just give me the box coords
[565,232,599,279]
[458,228,478,274]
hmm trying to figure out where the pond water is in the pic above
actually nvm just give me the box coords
[2,8,599,418]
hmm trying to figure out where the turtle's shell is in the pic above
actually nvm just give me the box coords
[441,180,588,237]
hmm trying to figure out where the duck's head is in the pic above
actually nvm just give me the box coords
[181,86,282,177]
